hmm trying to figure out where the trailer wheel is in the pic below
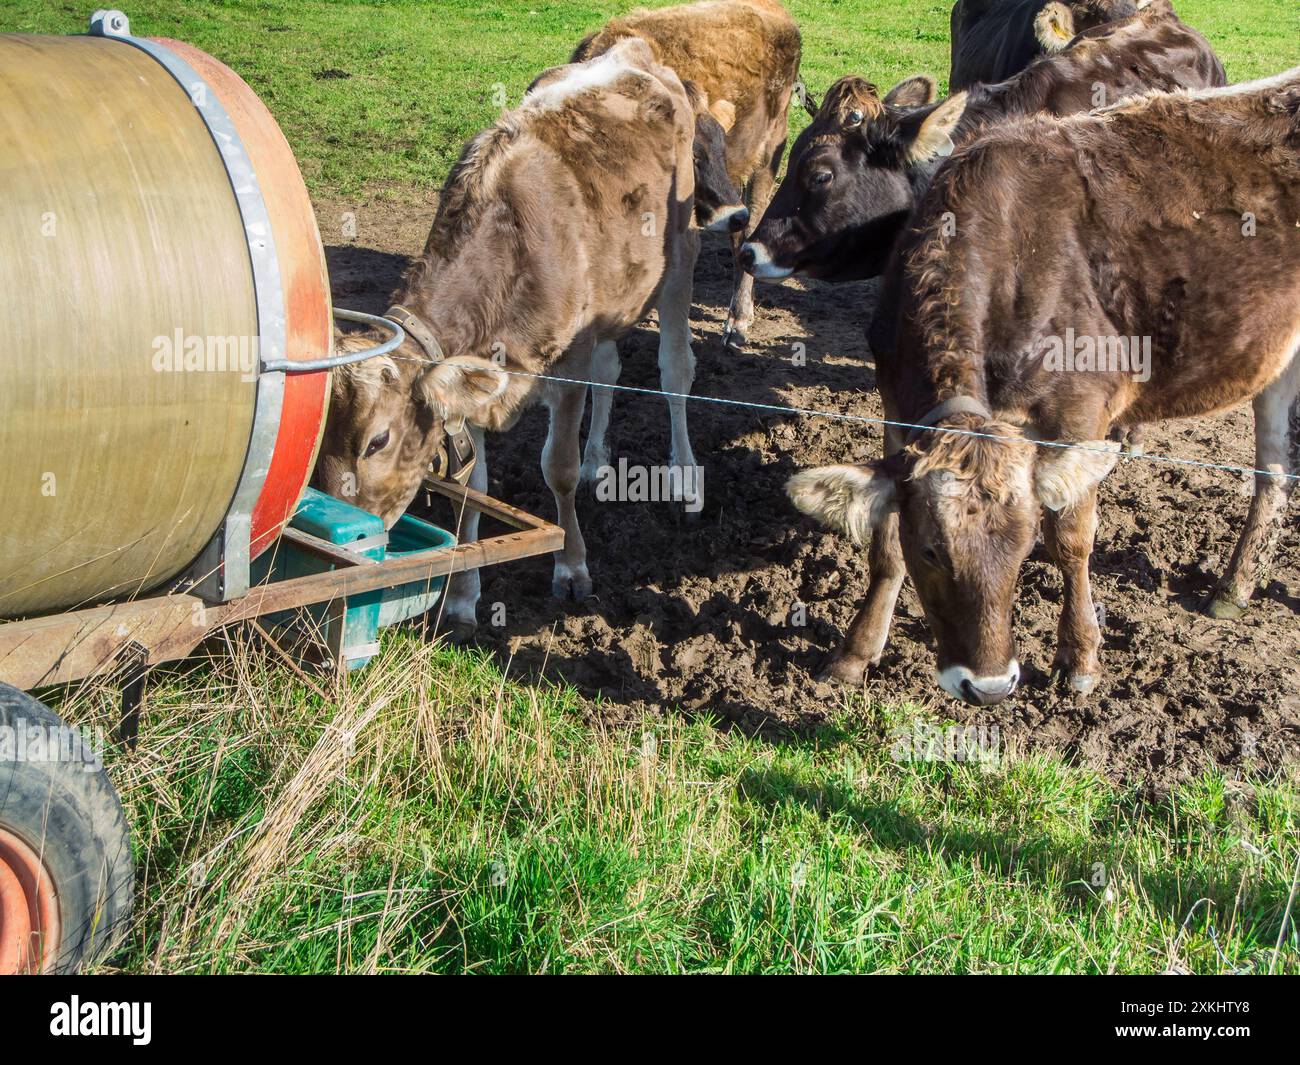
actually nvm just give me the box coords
[0,683,133,973]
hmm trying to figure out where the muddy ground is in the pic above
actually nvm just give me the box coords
[319,194,1300,792]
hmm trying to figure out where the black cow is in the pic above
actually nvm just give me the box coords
[949,0,1139,90]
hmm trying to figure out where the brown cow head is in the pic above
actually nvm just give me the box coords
[741,76,969,282]
[682,81,747,232]
[787,422,1120,705]
[313,334,508,527]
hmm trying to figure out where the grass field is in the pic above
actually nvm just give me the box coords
[69,633,1300,973]
[3,0,1298,973]
[7,1,1297,196]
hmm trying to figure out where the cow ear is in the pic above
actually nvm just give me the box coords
[901,92,968,164]
[1034,2,1076,54]
[681,78,709,115]
[884,75,937,110]
[417,357,509,419]
[787,465,896,544]
[1034,441,1120,512]
[709,98,737,132]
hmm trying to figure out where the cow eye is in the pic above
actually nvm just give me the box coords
[810,169,833,188]
[920,544,941,565]
[363,428,390,458]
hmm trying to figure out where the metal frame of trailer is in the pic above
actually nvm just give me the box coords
[0,478,560,972]
[0,478,562,694]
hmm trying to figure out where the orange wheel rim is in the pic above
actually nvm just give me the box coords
[0,828,61,974]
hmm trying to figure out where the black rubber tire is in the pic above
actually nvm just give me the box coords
[0,683,133,972]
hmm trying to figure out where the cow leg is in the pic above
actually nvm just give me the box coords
[441,423,488,640]
[579,338,621,487]
[657,227,701,504]
[1042,488,1103,693]
[821,426,906,685]
[544,377,592,601]
[822,510,906,686]
[1206,363,1300,619]
[723,140,785,350]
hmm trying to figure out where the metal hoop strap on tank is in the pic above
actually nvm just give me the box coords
[89,9,287,601]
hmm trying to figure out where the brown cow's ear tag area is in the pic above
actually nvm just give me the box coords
[905,92,969,165]
[418,358,510,421]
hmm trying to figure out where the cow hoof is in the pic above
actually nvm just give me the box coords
[1051,664,1098,696]
[579,455,609,487]
[552,567,592,602]
[440,618,479,646]
[1204,593,1247,621]
[1069,673,1098,695]
[814,654,868,686]
[722,322,748,350]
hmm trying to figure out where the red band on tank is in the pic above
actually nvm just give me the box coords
[155,39,332,560]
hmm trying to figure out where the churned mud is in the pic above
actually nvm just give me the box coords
[319,193,1300,792]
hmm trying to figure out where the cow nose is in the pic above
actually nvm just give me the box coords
[959,675,1018,707]
[728,207,750,232]
[738,243,756,270]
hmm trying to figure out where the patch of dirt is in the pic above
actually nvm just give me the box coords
[318,193,1300,792]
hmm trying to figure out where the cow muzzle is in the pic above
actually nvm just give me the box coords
[937,662,1021,707]
[703,204,749,233]
[739,241,792,280]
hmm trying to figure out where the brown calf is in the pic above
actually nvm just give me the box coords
[789,68,1300,705]
[314,38,699,631]
[574,0,803,347]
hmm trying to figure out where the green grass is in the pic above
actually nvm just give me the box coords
[4,1,1296,196]
[5,0,1297,972]
[59,631,1296,974]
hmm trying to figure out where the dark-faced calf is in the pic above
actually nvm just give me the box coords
[789,68,1300,704]
[742,0,1224,284]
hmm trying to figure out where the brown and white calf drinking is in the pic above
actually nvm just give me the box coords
[313,38,700,631]
[789,68,1300,705]
[574,0,803,347]
[742,0,1223,284]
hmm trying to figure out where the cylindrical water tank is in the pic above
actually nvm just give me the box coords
[0,13,332,617]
